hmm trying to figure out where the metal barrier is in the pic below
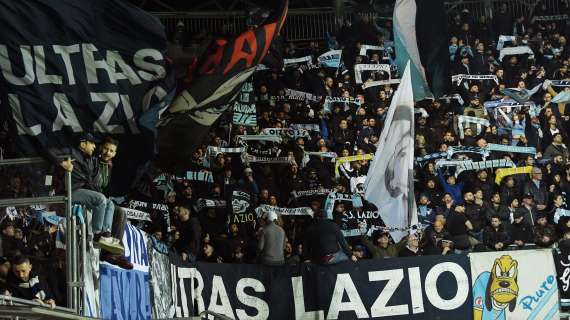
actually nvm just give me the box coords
[154,0,566,42]
[0,294,92,319]
[0,157,83,315]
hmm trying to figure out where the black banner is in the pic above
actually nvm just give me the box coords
[0,0,169,140]
[555,243,570,309]
[169,254,472,319]
[0,0,173,194]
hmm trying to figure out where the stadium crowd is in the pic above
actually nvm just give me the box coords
[0,2,568,308]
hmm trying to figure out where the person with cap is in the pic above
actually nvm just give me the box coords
[516,193,538,226]
[360,230,405,259]
[257,211,286,266]
[238,167,260,194]
[44,132,123,254]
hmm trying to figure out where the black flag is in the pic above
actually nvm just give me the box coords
[156,1,289,172]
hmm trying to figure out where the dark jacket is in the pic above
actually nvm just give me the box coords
[7,272,53,302]
[304,219,351,262]
[523,181,549,207]
[483,224,511,250]
[47,147,100,192]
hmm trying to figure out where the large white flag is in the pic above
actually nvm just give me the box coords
[364,62,417,242]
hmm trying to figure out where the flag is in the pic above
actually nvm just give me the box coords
[394,0,449,101]
[500,83,542,104]
[0,0,172,194]
[364,62,417,242]
[156,1,289,172]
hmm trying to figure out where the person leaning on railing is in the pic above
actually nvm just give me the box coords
[6,256,55,308]
[43,132,123,254]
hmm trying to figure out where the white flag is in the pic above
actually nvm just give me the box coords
[364,61,418,242]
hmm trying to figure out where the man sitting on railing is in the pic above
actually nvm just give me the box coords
[6,256,55,309]
[44,133,123,254]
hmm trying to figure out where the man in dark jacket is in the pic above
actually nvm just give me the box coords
[523,167,548,212]
[304,216,355,264]
[7,256,55,308]
[483,215,511,250]
[174,206,202,262]
[508,210,533,248]
[46,133,122,254]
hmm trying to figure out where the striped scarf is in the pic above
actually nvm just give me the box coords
[494,166,533,185]
[436,159,515,177]
[154,171,214,184]
[290,123,320,132]
[486,143,536,155]
[323,96,361,114]
[415,152,448,164]
[242,154,295,165]
[335,154,373,177]
[203,146,246,167]
[447,146,488,159]
[302,151,337,167]
[194,198,227,212]
[255,205,314,218]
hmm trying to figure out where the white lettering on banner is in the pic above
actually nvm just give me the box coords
[176,262,470,319]
[292,276,325,320]
[1,43,166,136]
[408,267,424,314]
[53,44,80,85]
[236,278,270,320]
[369,269,407,317]
[208,276,236,319]
[0,45,35,85]
[52,93,83,132]
[560,257,570,291]
[174,267,206,317]
[90,92,124,133]
[9,94,41,136]
[327,274,369,319]
[34,46,63,85]
[424,262,469,310]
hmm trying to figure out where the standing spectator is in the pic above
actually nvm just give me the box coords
[446,204,476,251]
[422,219,453,255]
[303,216,355,264]
[483,215,511,251]
[508,210,533,248]
[173,206,202,262]
[257,212,286,266]
[523,167,549,212]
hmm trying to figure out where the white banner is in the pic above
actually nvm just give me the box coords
[121,207,152,222]
[469,250,559,320]
[364,62,417,242]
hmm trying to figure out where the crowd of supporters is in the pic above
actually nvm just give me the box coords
[0,3,568,308]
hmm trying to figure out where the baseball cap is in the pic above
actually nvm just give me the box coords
[78,132,99,144]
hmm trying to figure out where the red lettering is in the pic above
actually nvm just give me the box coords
[199,39,227,75]
[224,31,258,74]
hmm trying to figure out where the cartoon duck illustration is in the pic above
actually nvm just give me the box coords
[473,255,519,320]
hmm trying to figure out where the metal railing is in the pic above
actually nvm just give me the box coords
[154,0,566,42]
[0,157,83,315]
[0,295,92,319]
